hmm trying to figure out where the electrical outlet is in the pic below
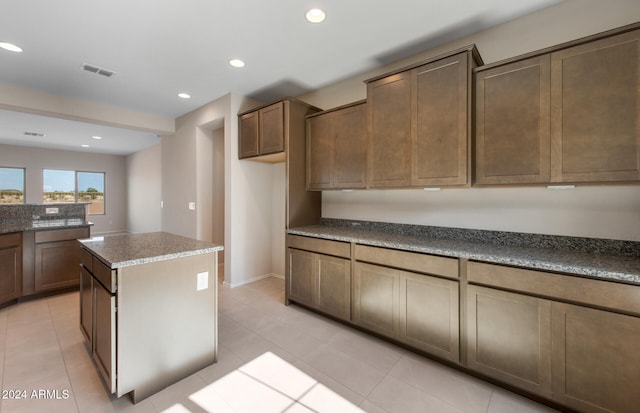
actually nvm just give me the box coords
[188,202,196,210]
[197,272,208,291]
[45,207,59,214]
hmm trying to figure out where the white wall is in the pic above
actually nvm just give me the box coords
[211,128,225,253]
[299,0,640,241]
[0,143,127,234]
[271,163,286,277]
[162,93,278,287]
[126,143,161,233]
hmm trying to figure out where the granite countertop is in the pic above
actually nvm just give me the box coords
[288,222,640,286]
[80,232,224,269]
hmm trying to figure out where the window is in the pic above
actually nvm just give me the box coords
[0,167,25,204]
[43,169,105,215]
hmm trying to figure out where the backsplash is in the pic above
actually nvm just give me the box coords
[320,218,640,257]
[0,203,88,226]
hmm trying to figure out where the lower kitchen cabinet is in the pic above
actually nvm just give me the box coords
[399,270,459,362]
[94,275,116,392]
[0,232,22,306]
[551,302,640,413]
[353,245,460,362]
[467,260,640,412]
[288,248,315,306]
[34,227,90,293]
[79,247,116,393]
[315,254,351,319]
[466,284,552,397]
[352,262,400,337]
[79,265,93,344]
[287,236,351,321]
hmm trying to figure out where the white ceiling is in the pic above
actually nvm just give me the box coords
[0,0,562,155]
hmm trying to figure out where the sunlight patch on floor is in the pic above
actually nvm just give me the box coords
[163,352,364,412]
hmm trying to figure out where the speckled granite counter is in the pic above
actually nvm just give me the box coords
[1,203,92,234]
[288,219,640,285]
[80,232,224,268]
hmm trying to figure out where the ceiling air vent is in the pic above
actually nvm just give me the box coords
[80,63,116,77]
[24,131,46,137]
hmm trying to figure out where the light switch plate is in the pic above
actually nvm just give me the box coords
[188,202,196,210]
[197,271,208,291]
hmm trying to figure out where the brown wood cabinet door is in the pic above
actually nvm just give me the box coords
[412,52,470,186]
[316,254,351,321]
[334,103,367,188]
[475,55,551,184]
[367,72,412,187]
[35,239,80,292]
[466,285,552,397]
[399,271,459,363]
[0,234,22,305]
[259,101,285,155]
[352,262,400,338]
[287,248,314,307]
[551,302,640,413]
[306,113,334,190]
[94,281,116,393]
[550,29,640,183]
[238,111,259,159]
[79,266,93,346]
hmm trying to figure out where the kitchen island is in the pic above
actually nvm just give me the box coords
[79,232,223,403]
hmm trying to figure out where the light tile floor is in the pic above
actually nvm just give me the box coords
[0,276,559,412]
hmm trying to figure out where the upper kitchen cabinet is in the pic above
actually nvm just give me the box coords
[306,101,367,190]
[475,23,640,185]
[365,46,482,188]
[238,98,320,162]
[550,29,640,183]
[475,55,551,185]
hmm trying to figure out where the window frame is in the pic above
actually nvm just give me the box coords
[42,168,106,215]
[0,166,26,204]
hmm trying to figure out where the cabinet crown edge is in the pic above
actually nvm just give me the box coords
[475,20,640,73]
[364,44,482,84]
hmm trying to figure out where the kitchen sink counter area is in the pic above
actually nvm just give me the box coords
[78,232,223,403]
[288,218,640,285]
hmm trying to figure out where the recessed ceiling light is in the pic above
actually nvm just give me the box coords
[81,144,90,148]
[0,42,23,52]
[305,8,326,23]
[92,136,102,140]
[229,59,245,68]
[178,93,191,99]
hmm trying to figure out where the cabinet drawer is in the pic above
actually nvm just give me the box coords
[35,227,90,243]
[355,244,458,279]
[467,261,640,316]
[0,232,21,248]
[287,235,350,259]
[79,247,93,272]
[93,257,116,293]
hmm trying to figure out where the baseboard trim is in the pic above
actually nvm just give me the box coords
[223,273,283,289]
